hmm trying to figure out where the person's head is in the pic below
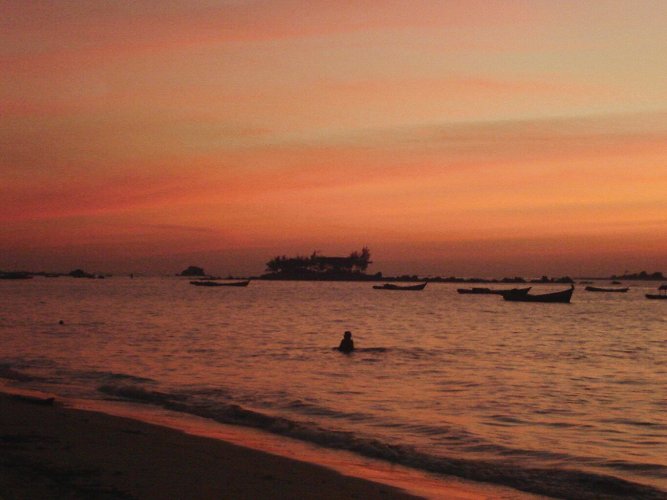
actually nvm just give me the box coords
[344,331,352,339]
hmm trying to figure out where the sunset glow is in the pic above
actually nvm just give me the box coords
[3,1,667,276]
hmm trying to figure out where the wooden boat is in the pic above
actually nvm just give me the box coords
[585,286,629,293]
[503,285,574,303]
[457,287,492,294]
[190,280,250,287]
[494,287,532,297]
[646,284,667,300]
[373,282,427,291]
[457,287,531,296]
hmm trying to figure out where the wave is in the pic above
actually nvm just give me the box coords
[82,370,155,384]
[355,347,389,353]
[97,383,666,499]
[285,399,370,420]
[0,364,36,382]
[329,347,389,354]
[601,417,667,431]
[98,384,183,404]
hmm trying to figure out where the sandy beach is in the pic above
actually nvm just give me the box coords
[0,392,426,499]
[0,391,537,499]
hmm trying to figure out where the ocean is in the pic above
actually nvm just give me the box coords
[1,277,665,498]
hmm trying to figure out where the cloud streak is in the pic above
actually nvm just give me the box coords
[2,2,667,274]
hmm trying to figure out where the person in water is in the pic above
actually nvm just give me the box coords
[338,331,354,353]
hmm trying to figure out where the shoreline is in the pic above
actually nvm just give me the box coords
[0,390,536,499]
[0,391,419,499]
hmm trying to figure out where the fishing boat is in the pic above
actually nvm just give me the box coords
[494,287,532,297]
[457,287,492,294]
[373,282,427,291]
[645,285,667,300]
[584,286,629,293]
[190,280,250,287]
[457,287,531,296]
[503,285,574,303]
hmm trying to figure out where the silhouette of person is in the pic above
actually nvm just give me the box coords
[338,331,354,353]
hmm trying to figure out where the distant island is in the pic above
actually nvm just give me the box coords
[257,248,576,283]
[610,271,665,281]
[575,271,666,281]
[69,269,95,279]
[0,269,107,279]
[1,261,663,284]
[177,266,224,279]
[178,266,206,277]
[0,271,33,280]
[261,247,378,280]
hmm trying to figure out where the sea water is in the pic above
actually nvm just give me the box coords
[1,278,665,498]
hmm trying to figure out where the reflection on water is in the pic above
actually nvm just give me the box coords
[1,278,666,497]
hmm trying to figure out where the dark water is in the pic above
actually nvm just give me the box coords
[1,278,666,498]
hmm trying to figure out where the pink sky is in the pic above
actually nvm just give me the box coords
[2,1,667,276]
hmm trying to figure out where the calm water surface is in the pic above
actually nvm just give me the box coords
[1,278,666,498]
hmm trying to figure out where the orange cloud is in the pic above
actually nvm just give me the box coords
[3,2,667,274]
[2,0,539,78]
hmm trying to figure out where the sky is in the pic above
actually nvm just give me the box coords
[2,0,667,277]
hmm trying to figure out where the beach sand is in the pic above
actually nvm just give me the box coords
[0,392,424,499]
[0,391,541,500]
[0,391,533,499]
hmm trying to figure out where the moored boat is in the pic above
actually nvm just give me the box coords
[646,284,667,300]
[190,280,250,287]
[457,287,492,294]
[373,282,427,291]
[495,287,532,297]
[457,287,531,296]
[503,285,574,303]
[584,286,629,293]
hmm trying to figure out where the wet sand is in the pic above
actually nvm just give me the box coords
[2,390,544,499]
[0,392,425,499]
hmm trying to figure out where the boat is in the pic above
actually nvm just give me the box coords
[494,287,532,297]
[585,286,629,293]
[646,285,667,300]
[503,285,574,303]
[373,282,427,291]
[457,287,531,296]
[457,287,492,294]
[190,280,250,287]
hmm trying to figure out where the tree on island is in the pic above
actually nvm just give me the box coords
[530,275,574,284]
[179,266,206,277]
[265,247,372,277]
[611,270,665,281]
